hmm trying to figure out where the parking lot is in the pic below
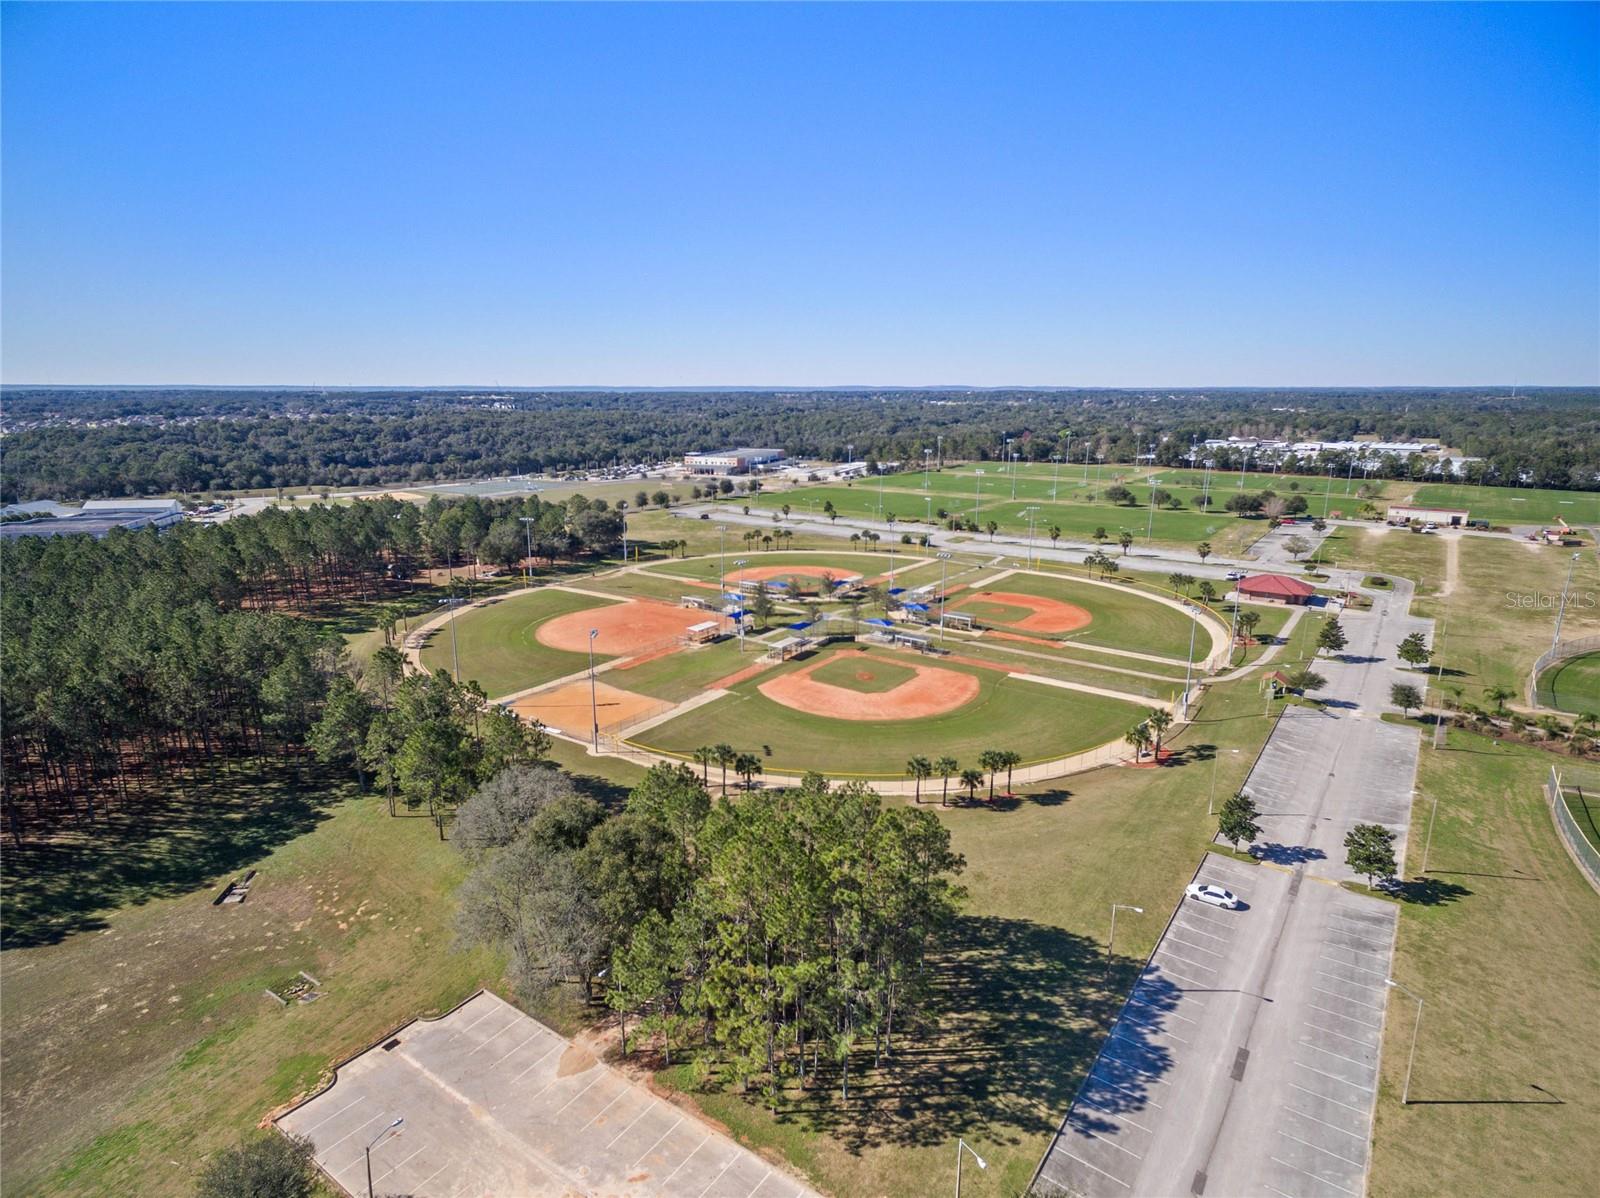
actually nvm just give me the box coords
[1035,851,1399,1198]
[277,991,816,1197]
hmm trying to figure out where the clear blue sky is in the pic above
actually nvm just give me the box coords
[3,2,1596,386]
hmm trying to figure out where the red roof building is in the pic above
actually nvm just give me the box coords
[1237,573,1317,605]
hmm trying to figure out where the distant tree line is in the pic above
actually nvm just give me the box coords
[455,763,965,1109]
[2,388,1596,501]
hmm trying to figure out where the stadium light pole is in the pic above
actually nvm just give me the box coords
[588,629,600,749]
[448,579,460,682]
[1181,603,1199,719]
[1011,452,1020,500]
[1323,463,1336,519]
[365,1117,404,1198]
[717,524,727,588]
[1384,978,1424,1105]
[936,432,943,470]
[973,469,984,518]
[937,551,952,641]
[924,448,933,490]
[1051,453,1062,500]
[1106,904,1144,978]
[1146,445,1159,541]
[1551,552,1582,652]
[518,516,536,585]
[954,1138,987,1197]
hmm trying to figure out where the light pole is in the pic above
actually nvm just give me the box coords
[1106,904,1144,978]
[1384,978,1424,1105]
[1181,603,1199,719]
[936,433,943,470]
[588,629,600,749]
[973,469,984,518]
[448,580,460,682]
[1011,452,1019,500]
[365,1117,404,1198]
[1323,463,1335,519]
[718,524,728,588]
[519,516,536,585]
[1551,552,1583,651]
[1420,785,1440,874]
[735,559,748,652]
[937,551,952,640]
[924,448,933,490]
[1146,444,1158,541]
[955,1138,987,1197]
[1023,506,1039,567]
[1051,453,1062,500]
[1208,748,1240,816]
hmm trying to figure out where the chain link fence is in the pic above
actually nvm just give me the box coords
[1544,764,1600,894]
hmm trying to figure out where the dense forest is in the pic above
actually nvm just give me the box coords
[0,491,622,849]
[2,388,1597,500]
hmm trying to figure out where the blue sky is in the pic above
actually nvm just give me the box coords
[2,2,1596,386]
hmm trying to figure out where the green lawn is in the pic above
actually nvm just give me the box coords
[634,643,1146,776]
[1409,482,1600,527]
[645,549,905,585]
[1561,787,1600,854]
[1538,652,1600,715]
[1370,729,1600,1198]
[418,586,623,696]
[963,568,1211,661]
[651,659,1288,1197]
[606,637,754,703]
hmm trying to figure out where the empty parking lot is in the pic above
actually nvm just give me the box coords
[277,991,816,1197]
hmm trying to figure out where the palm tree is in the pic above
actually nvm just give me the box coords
[1237,610,1261,643]
[1124,722,1151,762]
[905,755,933,803]
[978,749,1002,799]
[985,520,999,541]
[713,743,737,794]
[692,745,716,786]
[735,752,763,790]
[1196,540,1212,563]
[1484,685,1514,716]
[1197,580,1217,605]
[1118,531,1134,556]
[1049,525,1062,548]
[935,756,958,807]
[1146,709,1173,759]
[960,768,984,803]
[1001,749,1021,794]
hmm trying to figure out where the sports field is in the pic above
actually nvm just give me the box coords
[1409,482,1600,526]
[1537,651,1600,715]
[646,550,905,587]
[632,642,1146,777]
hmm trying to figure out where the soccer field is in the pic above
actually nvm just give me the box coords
[1410,482,1600,526]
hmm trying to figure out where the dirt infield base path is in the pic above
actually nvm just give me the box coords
[953,589,1093,633]
[511,680,670,737]
[759,654,980,720]
[537,598,725,655]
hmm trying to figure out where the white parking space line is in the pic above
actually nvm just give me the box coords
[1172,920,1231,943]
[373,1144,425,1181]
[1301,1041,1375,1070]
[1290,1081,1371,1116]
[1311,986,1384,1012]
[1099,1049,1168,1080]
[465,1017,522,1054]
[321,1110,397,1156]
[605,1101,658,1149]
[1315,969,1379,992]
[696,1155,740,1197]
[414,1162,451,1191]
[746,1167,774,1196]
[1270,1155,1357,1196]
[1158,947,1219,973]
[660,1135,711,1185]
[1127,995,1199,1024]
[1278,1127,1366,1169]
[582,1087,632,1128]
[1319,952,1387,978]
[1146,961,1209,985]
[296,1094,365,1135]
[554,1071,608,1113]
[1304,1021,1377,1048]
[487,1029,546,1069]
[1078,1095,1154,1133]
[1089,1073,1164,1108]
[1119,1013,1190,1045]
[1069,1121,1144,1159]
[632,1114,685,1167]
[1294,1059,1375,1094]
[1286,1105,1370,1141]
[1164,936,1226,957]
[507,1042,563,1084]
[451,1005,500,1038]
[1047,1147,1132,1188]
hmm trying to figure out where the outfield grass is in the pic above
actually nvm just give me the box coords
[1561,787,1600,854]
[1409,482,1600,527]
[652,657,1287,1197]
[634,643,1146,776]
[1538,652,1600,716]
[418,586,623,696]
[607,637,754,703]
[967,568,1211,661]
[646,549,906,585]
[1369,729,1600,1198]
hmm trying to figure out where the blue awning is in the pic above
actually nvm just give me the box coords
[888,587,906,595]
[787,620,812,630]
[865,617,895,627]
[902,602,930,611]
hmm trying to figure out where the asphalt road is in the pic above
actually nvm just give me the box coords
[1035,580,1427,1197]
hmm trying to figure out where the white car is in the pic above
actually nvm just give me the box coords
[1185,882,1241,910]
[1224,570,1246,581]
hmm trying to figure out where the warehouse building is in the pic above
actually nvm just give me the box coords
[683,448,786,475]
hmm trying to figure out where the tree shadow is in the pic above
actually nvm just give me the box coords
[1392,877,1472,907]
[1,760,347,948]
[708,916,1161,1154]
[1250,842,1326,865]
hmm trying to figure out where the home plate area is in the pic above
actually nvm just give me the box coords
[278,991,814,1198]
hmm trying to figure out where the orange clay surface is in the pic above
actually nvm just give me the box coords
[537,599,723,655]
[510,680,669,737]
[757,655,980,720]
[953,589,1093,633]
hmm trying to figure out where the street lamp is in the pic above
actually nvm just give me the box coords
[447,579,461,682]
[588,629,600,749]
[1384,978,1424,1104]
[365,1117,404,1198]
[1106,904,1144,978]
[973,469,985,517]
[955,1138,987,1197]
[1146,444,1159,540]
[1181,603,1199,719]
[1208,748,1241,816]
[937,551,952,640]
[924,447,933,490]
[519,516,536,585]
